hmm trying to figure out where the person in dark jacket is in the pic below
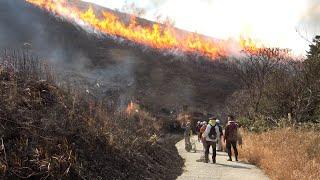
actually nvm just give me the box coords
[183,121,192,152]
[224,115,239,161]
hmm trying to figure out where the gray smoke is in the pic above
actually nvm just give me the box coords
[302,0,320,24]
[0,0,238,113]
[0,0,138,111]
[298,0,320,41]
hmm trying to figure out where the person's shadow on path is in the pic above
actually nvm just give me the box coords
[215,163,251,169]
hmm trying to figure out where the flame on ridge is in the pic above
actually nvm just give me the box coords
[26,0,260,59]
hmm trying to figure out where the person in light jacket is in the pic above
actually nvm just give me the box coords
[196,121,208,162]
[203,119,219,163]
[215,119,223,151]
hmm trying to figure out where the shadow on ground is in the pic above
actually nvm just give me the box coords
[215,163,251,169]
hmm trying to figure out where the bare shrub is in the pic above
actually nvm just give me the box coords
[226,48,314,128]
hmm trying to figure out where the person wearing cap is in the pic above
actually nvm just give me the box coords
[203,118,219,163]
[215,119,223,151]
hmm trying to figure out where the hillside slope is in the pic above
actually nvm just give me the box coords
[0,0,239,113]
[0,51,184,179]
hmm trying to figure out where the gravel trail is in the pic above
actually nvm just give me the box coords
[176,136,269,180]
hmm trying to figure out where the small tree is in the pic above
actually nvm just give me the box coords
[228,48,306,127]
[305,36,320,83]
[303,36,320,122]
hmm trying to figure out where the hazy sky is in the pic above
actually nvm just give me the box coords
[82,0,320,55]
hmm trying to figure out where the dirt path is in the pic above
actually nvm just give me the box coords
[176,136,269,180]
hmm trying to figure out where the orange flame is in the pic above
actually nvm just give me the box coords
[240,36,260,53]
[126,101,137,115]
[26,0,259,59]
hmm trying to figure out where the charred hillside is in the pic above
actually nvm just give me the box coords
[0,0,239,113]
[0,51,184,179]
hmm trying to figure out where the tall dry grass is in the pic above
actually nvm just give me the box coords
[0,50,184,179]
[240,128,320,180]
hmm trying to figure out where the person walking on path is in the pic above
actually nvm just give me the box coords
[178,105,193,152]
[183,121,192,152]
[224,115,239,161]
[196,121,208,162]
[215,119,223,151]
[203,118,218,163]
[199,121,207,143]
[196,121,202,142]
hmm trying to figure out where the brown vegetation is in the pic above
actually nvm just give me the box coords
[0,51,183,179]
[240,128,320,180]
[227,48,306,126]
[228,37,320,179]
[227,37,320,130]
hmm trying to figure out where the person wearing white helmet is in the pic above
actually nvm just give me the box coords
[215,119,223,151]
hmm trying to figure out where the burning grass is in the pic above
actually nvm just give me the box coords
[0,50,183,179]
[25,0,260,59]
[240,128,320,180]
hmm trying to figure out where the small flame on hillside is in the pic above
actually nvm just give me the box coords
[126,101,138,115]
[26,0,262,59]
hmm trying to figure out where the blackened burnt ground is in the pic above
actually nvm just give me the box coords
[0,0,240,114]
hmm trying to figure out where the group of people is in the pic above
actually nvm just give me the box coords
[186,115,240,164]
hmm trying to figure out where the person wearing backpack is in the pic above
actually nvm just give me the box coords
[196,121,208,162]
[224,115,239,161]
[203,118,218,163]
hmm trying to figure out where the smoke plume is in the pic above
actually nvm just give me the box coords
[298,0,320,40]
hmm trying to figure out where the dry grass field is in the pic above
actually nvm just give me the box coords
[240,128,320,180]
